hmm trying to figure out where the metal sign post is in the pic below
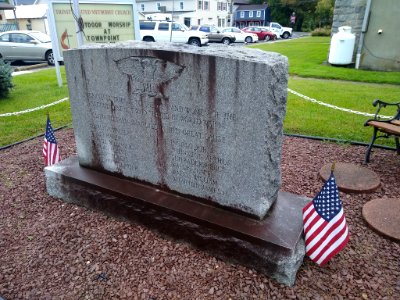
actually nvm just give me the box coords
[72,0,84,47]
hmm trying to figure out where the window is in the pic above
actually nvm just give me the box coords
[240,11,244,18]
[249,11,253,17]
[0,33,10,42]
[172,23,183,31]
[11,33,32,43]
[179,2,183,9]
[222,3,227,11]
[139,21,156,30]
[204,1,209,10]
[217,2,221,10]
[158,23,169,31]
[140,4,144,11]
[184,17,191,27]
[199,26,210,33]
[198,0,202,10]
[256,11,261,17]
[157,2,161,10]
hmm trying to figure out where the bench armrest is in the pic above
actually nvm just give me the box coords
[364,99,400,126]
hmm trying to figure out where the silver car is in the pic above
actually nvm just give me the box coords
[0,30,54,65]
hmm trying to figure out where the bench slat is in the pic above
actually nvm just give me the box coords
[367,121,400,136]
[390,119,400,126]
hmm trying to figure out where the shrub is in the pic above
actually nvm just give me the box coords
[0,59,14,98]
[311,27,332,36]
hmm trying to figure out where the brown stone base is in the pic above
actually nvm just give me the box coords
[45,156,310,286]
[319,162,381,193]
[363,198,400,241]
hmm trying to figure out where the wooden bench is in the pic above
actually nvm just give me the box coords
[364,99,400,163]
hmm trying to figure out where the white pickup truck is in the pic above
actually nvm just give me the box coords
[139,20,209,47]
[263,22,293,39]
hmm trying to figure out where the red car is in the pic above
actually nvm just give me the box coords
[242,27,277,41]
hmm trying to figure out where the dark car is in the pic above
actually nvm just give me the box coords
[189,25,236,45]
[242,27,277,41]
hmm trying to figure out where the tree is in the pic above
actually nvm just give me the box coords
[315,0,335,28]
[249,0,322,31]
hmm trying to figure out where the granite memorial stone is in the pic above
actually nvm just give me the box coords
[64,42,288,219]
[46,42,309,286]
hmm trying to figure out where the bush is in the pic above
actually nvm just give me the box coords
[311,27,332,36]
[0,59,14,98]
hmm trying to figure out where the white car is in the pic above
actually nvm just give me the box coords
[263,22,293,39]
[0,30,54,65]
[140,21,208,47]
[221,27,259,43]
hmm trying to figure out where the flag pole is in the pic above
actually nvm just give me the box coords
[331,161,336,173]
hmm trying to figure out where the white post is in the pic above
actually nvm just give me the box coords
[54,60,63,87]
[73,0,84,47]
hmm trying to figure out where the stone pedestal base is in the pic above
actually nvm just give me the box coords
[45,156,310,286]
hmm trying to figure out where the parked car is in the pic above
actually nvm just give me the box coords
[263,22,293,39]
[221,27,258,43]
[242,27,277,41]
[189,25,236,45]
[140,20,208,47]
[0,30,54,65]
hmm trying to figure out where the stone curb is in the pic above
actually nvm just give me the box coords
[13,62,48,72]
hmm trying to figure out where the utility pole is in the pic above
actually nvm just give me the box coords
[170,0,175,42]
[12,0,19,29]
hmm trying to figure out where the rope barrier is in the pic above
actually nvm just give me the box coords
[287,88,392,119]
[0,98,69,117]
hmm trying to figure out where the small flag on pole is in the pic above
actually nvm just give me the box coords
[43,116,61,166]
[302,168,349,266]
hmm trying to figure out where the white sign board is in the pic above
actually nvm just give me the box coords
[47,0,140,85]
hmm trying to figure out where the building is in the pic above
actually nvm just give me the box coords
[232,3,271,28]
[136,0,231,27]
[4,3,49,33]
[332,0,400,71]
[0,0,17,31]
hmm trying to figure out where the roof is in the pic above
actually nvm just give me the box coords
[233,0,252,4]
[0,3,15,10]
[236,4,269,11]
[13,0,37,5]
[5,4,47,19]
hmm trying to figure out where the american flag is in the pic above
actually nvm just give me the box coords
[302,172,349,266]
[43,116,61,166]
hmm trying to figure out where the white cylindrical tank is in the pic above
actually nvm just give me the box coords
[328,26,356,65]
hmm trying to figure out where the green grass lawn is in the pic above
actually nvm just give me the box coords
[286,77,400,144]
[0,68,71,147]
[251,37,400,85]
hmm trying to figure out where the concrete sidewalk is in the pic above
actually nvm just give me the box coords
[12,63,50,76]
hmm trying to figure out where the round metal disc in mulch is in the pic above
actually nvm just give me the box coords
[319,162,380,193]
[362,198,400,241]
